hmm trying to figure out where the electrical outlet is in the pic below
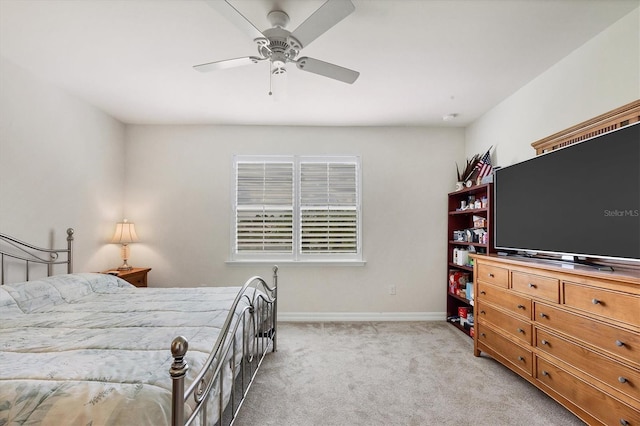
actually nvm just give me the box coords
[389,285,396,295]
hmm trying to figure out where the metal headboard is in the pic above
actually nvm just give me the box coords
[0,228,74,285]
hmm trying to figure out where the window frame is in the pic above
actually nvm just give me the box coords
[231,155,362,263]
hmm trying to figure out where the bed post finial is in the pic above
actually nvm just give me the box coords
[170,336,189,426]
[66,228,74,274]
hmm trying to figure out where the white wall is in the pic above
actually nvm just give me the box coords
[0,56,126,276]
[124,125,465,318]
[466,8,639,167]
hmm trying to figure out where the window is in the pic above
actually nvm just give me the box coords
[232,155,361,262]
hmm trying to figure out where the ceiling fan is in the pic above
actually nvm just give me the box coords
[195,0,360,84]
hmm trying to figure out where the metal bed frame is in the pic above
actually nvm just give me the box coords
[0,228,74,284]
[0,228,277,426]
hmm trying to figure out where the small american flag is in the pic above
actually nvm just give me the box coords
[475,148,492,178]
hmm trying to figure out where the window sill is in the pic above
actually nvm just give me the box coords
[225,259,366,267]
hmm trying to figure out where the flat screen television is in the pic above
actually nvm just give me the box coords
[494,122,639,264]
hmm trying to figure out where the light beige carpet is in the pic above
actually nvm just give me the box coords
[233,322,585,426]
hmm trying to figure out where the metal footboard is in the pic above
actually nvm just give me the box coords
[170,266,278,426]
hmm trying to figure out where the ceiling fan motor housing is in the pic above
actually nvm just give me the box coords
[259,27,301,65]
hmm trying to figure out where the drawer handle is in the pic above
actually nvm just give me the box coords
[620,420,629,426]
[488,273,495,278]
[615,340,625,347]
[517,356,525,362]
[528,283,536,288]
[541,370,549,377]
[480,310,486,315]
[480,291,486,295]
[517,304,525,310]
[517,328,525,334]
[592,298,600,305]
[618,376,628,384]
[539,313,548,319]
[480,333,486,338]
[541,339,549,346]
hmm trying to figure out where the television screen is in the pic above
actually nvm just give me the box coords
[494,122,640,262]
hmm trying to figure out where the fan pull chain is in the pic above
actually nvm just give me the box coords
[268,63,273,96]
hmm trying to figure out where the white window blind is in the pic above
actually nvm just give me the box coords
[300,162,358,254]
[235,161,293,253]
[233,155,361,261]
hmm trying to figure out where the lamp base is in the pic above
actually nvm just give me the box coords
[118,245,132,270]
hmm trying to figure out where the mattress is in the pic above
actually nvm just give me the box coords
[0,273,253,425]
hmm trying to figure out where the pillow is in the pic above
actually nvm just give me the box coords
[2,279,65,313]
[0,286,22,315]
[81,273,134,293]
[34,273,134,300]
[41,273,94,302]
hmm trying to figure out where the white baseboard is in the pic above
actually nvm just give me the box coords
[278,311,446,322]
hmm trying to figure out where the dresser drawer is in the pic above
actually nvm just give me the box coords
[536,328,640,403]
[477,263,509,288]
[535,302,640,367]
[564,282,640,327]
[477,323,532,376]
[477,301,532,345]
[511,271,559,302]
[477,281,531,319]
[536,357,640,426]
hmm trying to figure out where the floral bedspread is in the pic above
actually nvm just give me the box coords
[0,273,248,425]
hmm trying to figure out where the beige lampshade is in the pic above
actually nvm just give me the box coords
[111,220,139,244]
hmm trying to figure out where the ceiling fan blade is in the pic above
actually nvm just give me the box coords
[291,0,355,48]
[204,0,265,42]
[194,56,263,73]
[295,57,359,84]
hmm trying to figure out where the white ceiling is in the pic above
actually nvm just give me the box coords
[0,0,637,127]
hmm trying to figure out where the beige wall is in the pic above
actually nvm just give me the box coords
[0,57,126,277]
[465,8,639,168]
[124,125,465,319]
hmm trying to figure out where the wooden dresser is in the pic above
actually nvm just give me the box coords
[472,254,639,425]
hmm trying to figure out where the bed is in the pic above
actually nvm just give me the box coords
[0,228,278,426]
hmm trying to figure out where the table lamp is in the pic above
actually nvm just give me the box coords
[111,219,139,270]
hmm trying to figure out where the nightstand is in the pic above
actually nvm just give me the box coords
[102,267,151,287]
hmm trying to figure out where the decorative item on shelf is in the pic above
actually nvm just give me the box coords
[454,146,494,190]
[474,146,493,185]
[455,249,469,266]
[455,154,481,190]
[111,219,139,271]
[448,270,470,295]
[458,306,469,325]
[472,215,486,228]
[466,282,474,300]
